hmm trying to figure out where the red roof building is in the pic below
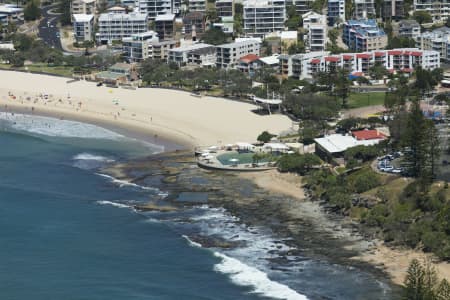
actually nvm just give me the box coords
[388,50,402,56]
[239,54,260,64]
[325,56,340,62]
[356,53,371,59]
[343,55,354,60]
[374,52,385,57]
[310,58,321,64]
[352,129,386,141]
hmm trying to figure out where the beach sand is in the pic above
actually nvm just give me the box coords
[0,71,292,149]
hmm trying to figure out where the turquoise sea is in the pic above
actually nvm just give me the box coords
[0,112,394,300]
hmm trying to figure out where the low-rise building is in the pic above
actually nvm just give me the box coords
[237,54,260,76]
[280,48,440,79]
[95,63,136,85]
[96,12,148,44]
[155,13,175,40]
[186,46,217,66]
[243,0,286,38]
[216,39,261,69]
[302,11,327,52]
[315,133,384,160]
[397,20,421,40]
[343,19,387,52]
[287,0,314,15]
[73,14,94,42]
[327,0,345,26]
[167,43,214,66]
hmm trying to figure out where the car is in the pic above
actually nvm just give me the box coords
[382,166,394,172]
[97,82,103,87]
[391,169,402,174]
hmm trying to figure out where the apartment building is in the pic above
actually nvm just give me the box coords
[0,4,22,25]
[183,11,206,38]
[188,0,206,12]
[134,0,177,20]
[167,43,215,65]
[279,48,440,79]
[302,11,327,52]
[155,13,175,40]
[73,14,94,42]
[216,0,234,17]
[96,12,148,44]
[354,0,375,19]
[416,27,450,61]
[285,0,314,15]
[414,0,450,23]
[243,0,286,38]
[216,39,261,69]
[382,0,403,21]
[71,0,96,15]
[343,19,387,52]
[122,31,159,61]
[397,20,421,39]
[327,0,345,26]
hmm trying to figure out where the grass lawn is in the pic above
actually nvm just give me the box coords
[347,92,385,109]
[22,64,74,77]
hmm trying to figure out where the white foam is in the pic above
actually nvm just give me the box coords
[0,112,123,139]
[182,235,202,248]
[73,153,115,163]
[214,252,308,300]
[96,200,131,209]
[96,173,159,192]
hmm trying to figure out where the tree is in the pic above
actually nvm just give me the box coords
[413,11,432,24]
[369,62,388,80]
[24,0,41,21]
[334,68,351,107]
[436,279,450,300]
[257,131,275,143]
[403,259,425,300]
[285,5,302,30]
[201,27,228,45]
[59,0,72,25]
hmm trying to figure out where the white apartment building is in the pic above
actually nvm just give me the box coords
[167,43,215,66]
[216,0,234,17]
[188,0,206,12]
[122,31,159,61]
[243,0,286,38]
[414,0,450,23]
[416,27,450,61]
[73,14,94,42]
[285,0,314,15]
[71,0,96,15]
[216,39,261,69]
[134,0,179,20]
[354,0,375,19]
[279,48,440,79]
[302,11,327,52]
[97,12,148,44]
[0,4,22,25]
[327,0,345,26]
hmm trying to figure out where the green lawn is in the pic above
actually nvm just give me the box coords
[22,64,74,77]
[347,92,386,109]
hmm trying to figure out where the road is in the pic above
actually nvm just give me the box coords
[38,5,62,50]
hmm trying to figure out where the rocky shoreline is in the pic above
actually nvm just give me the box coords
[102,150,400,296]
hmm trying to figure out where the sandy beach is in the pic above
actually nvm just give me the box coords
[0,71,292,149]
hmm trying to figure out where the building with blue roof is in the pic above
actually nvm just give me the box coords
[343,19,387,52]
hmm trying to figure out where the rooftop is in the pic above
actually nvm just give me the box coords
[73,14,94,22]
[217,39,260,48]
[280,31,297,40]
[352,129,386,141]
[99,12,147,22]
[239,54,260,63]
[315,134,381,153]
[155,13,175,21]
[169,43,213,53]
[258,54,279,65]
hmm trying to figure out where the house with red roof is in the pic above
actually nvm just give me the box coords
[237,54,260,75]
[351,129,386,141]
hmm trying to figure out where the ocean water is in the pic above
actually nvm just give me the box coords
[0,113,394,300]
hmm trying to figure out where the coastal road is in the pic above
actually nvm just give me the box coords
[38,5,62,51]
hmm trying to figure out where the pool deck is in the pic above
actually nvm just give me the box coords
[196,149,277,172]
